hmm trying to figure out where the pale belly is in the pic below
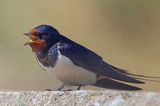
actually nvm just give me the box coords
[38,54,97,86]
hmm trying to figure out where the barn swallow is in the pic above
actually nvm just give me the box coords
[24,24,160,90]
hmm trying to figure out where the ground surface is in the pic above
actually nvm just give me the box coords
[0,90,160,106]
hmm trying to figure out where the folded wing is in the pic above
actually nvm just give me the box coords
[58,38,144,84]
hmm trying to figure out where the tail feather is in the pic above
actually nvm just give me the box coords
[94,78,142,90]
[135,77,160,82]
[101,62,144,84]
[109,64,160,82]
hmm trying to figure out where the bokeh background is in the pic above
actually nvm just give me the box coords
[0,0,160,91]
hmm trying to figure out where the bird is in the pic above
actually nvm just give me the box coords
[24,24,160,91]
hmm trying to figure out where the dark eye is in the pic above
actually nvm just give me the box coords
[33,32,43,39]
[37,33,43,39]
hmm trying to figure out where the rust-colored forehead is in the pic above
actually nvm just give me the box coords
[28,28,39,40]
[30,28,39,34]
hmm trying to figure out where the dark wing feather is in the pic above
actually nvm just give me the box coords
[94,78,142,90]
[58,38,144,84]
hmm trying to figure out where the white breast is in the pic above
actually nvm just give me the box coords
[37,52,97,86]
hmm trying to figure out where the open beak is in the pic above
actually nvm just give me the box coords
[24,39,33,46]
[23,32,30,46]
[23,32,36,46]
[23,32,40,47]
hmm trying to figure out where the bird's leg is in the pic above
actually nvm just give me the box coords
[57,83,65,91]
[46,84,65,91]
[76,85,82,90]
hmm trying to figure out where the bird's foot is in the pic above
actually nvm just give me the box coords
[63,89,73,91]
[76,85,81,90]
[46,89,53,91]
[57,84,65,91]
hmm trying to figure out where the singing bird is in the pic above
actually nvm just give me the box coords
[24,24,159,90]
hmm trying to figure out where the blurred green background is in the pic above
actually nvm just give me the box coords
[0,0,160,91]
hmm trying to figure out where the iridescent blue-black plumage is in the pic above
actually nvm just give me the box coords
[57,37,144,84]
[34,25,61,68]
[36,43,58,68]
[34,25,62,48]
[26,24,149,90]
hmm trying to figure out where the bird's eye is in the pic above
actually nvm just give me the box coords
[33,32,43,39]
[37,33,43,39]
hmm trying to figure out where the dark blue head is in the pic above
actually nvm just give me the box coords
[34,24,59,36]
[24,24,61,52]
